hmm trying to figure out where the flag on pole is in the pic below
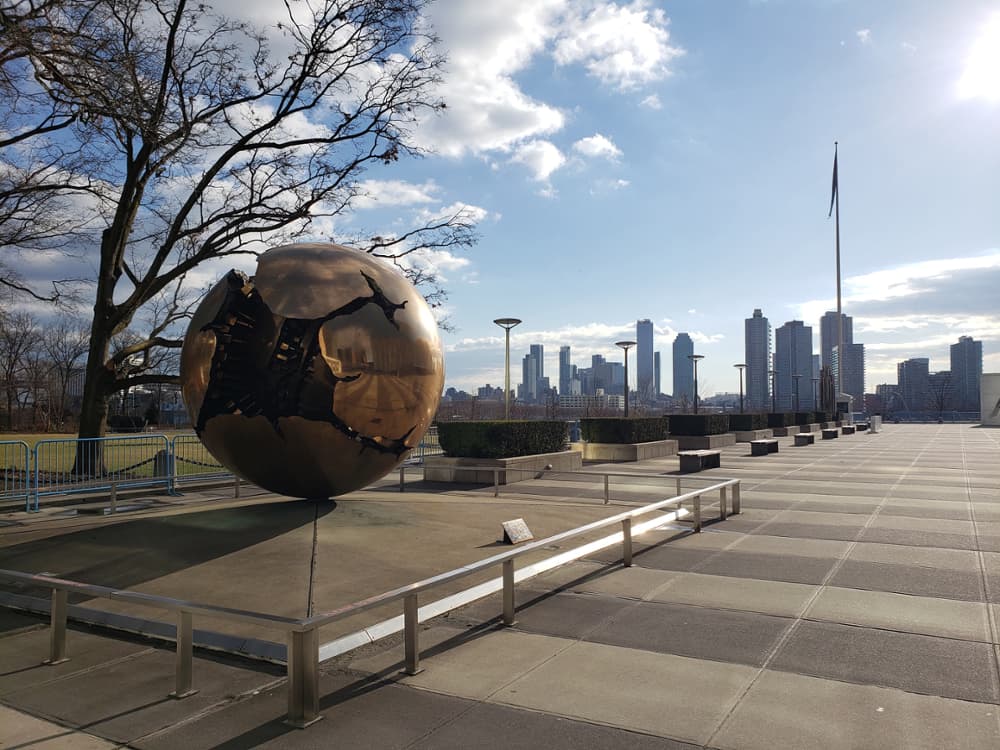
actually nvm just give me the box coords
[828,143,838,218]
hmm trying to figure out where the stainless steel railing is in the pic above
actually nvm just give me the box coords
[0,474,740,727]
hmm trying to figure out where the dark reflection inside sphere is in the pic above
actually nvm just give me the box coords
[180,243,444,498]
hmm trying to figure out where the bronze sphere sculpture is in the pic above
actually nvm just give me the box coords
[180,243,444,498]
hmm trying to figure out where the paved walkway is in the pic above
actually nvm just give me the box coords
[1,423,998,748]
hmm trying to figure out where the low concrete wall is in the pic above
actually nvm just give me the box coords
[674,433,737,451]
[570,439,678,462]
[735,429,774,442]
[423,450,583,485]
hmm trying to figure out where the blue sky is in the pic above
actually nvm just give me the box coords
[332,0,1000,396]
[14,0,998,397]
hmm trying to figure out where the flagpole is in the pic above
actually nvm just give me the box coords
[833,142,844,407]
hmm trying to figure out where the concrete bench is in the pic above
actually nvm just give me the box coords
[678,449,721,473]
[822,428,839,440]
[750,439,779,456]
[842,425,856,435]
[857,423,870,431]
[794,433,815,446]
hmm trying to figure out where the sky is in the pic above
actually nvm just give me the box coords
[335,0,1000,396]
[10,0,1000,397]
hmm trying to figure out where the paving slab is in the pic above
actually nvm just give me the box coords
[712,669,1000,750]
[0,705,117,749]
[769,620,997,702]
[489,637,759,745]
[693,551,838,585]
[648,572,818,617]
[830,559,985,601]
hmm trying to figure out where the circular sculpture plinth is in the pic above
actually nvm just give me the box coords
[180,243,444,498]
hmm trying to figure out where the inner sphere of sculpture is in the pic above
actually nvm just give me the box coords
[180,243,445,498]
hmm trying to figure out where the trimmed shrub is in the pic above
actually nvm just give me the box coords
[729,413,766,431]
[580,417,669,444]
[813,411,833,423]
[669,414,730,436]
[794,412,813,425]
[437,420,567,459]
[766,412,796,428]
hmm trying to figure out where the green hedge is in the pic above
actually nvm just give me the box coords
[813,411,833,423]
[669,414,730,436]
[729,413,766,431]
[766,412,796,427]
[794,412,813,425]
[437,420,567,459]
[580,417,669,444]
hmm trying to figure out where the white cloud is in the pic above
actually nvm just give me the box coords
[511,140,567,181]
[351,180,440,210]
[856,28,872,45]
[416,201,492,225]
[640,93,663,109]
[572,133,623,160]
[901,41,917,53]
[553,1,684,90]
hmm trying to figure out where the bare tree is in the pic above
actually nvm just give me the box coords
[42,314,90,428]
[2,0,477,466]
[0,310,39,428]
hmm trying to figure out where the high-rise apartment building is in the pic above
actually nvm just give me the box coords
[775,320,814,410]
[636,319,654,403]
[820,311,853,370]
[654,352,661,398]
[530,344,544,381]
[897,358,930,412]
[832,343,865,409]
[672,333,694,403]
[744,309,771,411]
[950,336,983,412]
[558,346,571,396]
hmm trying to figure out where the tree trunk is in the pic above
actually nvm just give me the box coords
[74,324,114,475]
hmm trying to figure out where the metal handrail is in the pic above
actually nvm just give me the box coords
[0,473,741,728]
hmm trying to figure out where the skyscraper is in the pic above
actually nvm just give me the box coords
[654,352,661,399]
[775,320,814,410]
[820,311,853,369]
[672,333,694,403]
[521,350,540,402]
[832,343,865,409]
[559,346,571,395]
[636,319,654,403]
[897,358,930,412]
[744,309,771,411]
[950,336,983,412]
[530,344,544,381]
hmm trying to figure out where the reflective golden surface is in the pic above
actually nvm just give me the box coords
[180,243,444,498]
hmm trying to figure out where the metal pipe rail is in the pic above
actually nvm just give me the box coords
[0,476,740,728]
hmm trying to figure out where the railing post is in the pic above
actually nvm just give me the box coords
[732,481,742,514]
[502,559,516,625]
[719,485,728,521]
[32,444,40,512]
[171,611,198,698]
[621,518,633,567]
[604,474,610,505]
[285,628,321,728]
[399,466,405,493]
[234,476,241,499]
[45,588,68,665]
[693,494,702,533]
[403,593,422,675]
[493,469,499,498]
[109,482,117,514]
[675,477,681,497]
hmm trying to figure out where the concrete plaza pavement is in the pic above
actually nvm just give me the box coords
[0,423,999,748]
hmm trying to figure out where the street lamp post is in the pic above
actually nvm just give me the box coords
[493,318,521,420]
[688,354,705,414]
[769,369,777,413]
[615,341,636,417]
[734,364,747,413]
[793,374,802,412]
